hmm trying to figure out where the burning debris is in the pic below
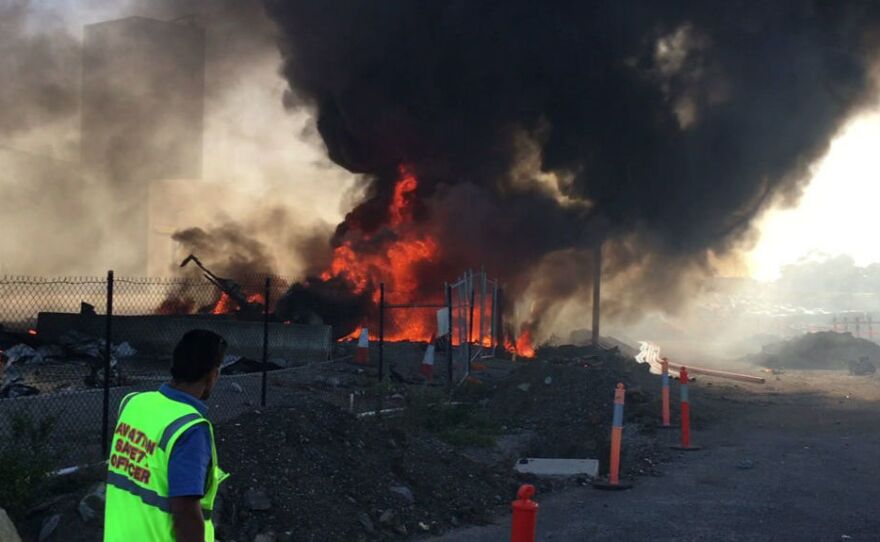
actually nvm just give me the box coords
[178,254,266,318]
[277,166,444,341]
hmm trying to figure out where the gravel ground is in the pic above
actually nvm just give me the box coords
[427,370,880,542]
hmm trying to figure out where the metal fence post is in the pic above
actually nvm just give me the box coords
[378,282,385,381]
[467,281,475,378]
[261,276,270,408]
[101,270,114,457]
[446,282,453,389]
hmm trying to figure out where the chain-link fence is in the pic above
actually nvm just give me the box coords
[374,270,503,388]
[0,273,331,469]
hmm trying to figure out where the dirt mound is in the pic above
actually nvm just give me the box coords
[214,396,517,542]
[754,331,880,370]
[485,345,662,475]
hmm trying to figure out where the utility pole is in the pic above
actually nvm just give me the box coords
[591,242,603,347]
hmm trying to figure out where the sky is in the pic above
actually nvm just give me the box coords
[748,103,880,281]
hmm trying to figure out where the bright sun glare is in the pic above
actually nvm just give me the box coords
[749,104,880,281]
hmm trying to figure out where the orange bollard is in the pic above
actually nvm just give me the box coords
[660,358,672,428]
[510,484,538,542]
[671,367,701,451]
[593,383,633,490]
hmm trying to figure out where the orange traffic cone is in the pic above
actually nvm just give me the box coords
[420,335,436,381]
[355,328,370,365]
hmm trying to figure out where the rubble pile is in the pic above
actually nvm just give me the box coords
[751,331,880,371]
[0,329,134,398]
[484,345,664,475]
[214,395,516,542]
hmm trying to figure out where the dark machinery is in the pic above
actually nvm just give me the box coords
[179,254,265,318]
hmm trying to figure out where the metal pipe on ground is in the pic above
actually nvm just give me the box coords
[667,362,765,384]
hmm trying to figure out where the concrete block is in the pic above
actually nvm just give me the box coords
[514,458,599,478]
[36,312,331,362]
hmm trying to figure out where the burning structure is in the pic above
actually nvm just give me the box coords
[259,1,880,347]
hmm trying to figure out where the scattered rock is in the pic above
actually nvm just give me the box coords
[38,514,60,542]
[543,376,552,385]
[78,482,106,524]
[516,383,531,392]
[357,512,375,534]
[378,509,395,526]
[0,507,21,542]
[254,532,277,542]
[737,459,755,470]
[389,485,415,505]
[243,488,272,511]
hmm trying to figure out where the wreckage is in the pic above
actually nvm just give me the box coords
[179,254,265,319]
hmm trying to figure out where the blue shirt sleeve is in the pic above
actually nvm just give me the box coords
[167,423,212,498]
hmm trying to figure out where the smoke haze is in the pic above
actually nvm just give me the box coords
[0,0,354,277]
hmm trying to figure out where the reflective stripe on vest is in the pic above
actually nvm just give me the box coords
[106,471,170,513]
[159,413,203,451]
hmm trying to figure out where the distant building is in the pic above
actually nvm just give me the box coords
[81,16,205,275]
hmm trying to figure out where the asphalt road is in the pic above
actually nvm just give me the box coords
[428,370,880,542]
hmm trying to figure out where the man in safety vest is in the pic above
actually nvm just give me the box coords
[105,329,229,541]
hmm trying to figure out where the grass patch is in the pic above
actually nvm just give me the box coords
[0,412,57,519]
[403,390,501,447]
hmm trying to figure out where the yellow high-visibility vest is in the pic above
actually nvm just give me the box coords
[104,391,228,541]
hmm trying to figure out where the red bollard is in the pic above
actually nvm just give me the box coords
[510,484,538,542]
[593,383,633,490]
[660,358,672,429]
[671,367,701,451]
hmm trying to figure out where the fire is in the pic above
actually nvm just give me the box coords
[211,292,266,315]
[321,165,441,341]
[212,293,236,315]
[506,328,536,358]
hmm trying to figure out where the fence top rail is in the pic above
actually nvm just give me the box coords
[0,274,297,287]
[385,303,448,309]
[0,276,108,285]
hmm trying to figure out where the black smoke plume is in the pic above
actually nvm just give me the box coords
[264,1,880,335]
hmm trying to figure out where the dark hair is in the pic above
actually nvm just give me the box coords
[170,329,227,383]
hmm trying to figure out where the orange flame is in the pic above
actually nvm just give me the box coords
[212,293,236,315]
[505,328,536,358]
[211,292,266,315]
[322,165,441,341]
